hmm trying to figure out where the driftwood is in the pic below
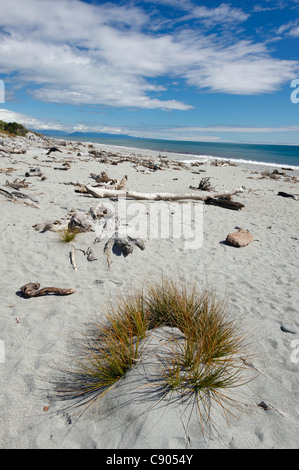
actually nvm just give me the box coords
[32,204,115,234]
[0,146,26,154]
[33,220,67,233]
[0,168,17,174]
[104,237,115,268]
[70,249,78,271]
[90,171,117,184]
[0,187,39,207]
[20,283,75,298]
[205,196,244,211]
[6,179,30,190]
[277,191,299,201]
[46,147,62,155]
[90,173,128,190]
[0,187,14,199]
[10,190,39,204]
[74,184,89,194]
[68,214,94,233]
[85,185,244,202]
[189,177,213,192]
[104,230,145,268]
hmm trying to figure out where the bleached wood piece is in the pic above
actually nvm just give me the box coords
[70,249,78,271]
[104,237,115,268]
[85,184,244,201]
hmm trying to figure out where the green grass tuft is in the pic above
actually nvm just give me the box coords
[56,228,79,245]
[54,277,252,426]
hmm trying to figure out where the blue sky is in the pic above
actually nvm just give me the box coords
[0,0,299,144]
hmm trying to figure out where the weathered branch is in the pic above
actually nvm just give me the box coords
[205,196,244,211]
[277,191,298,201]
[20,283,75,298]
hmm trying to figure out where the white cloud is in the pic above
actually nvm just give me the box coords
[276,19,299,37]
[169,125,299,133]
[0,109,64,130]
[289,26,299,37]
[189,3,249,24]
[2,108,299,142]
[0,108,125,134]
[0,0,298,109]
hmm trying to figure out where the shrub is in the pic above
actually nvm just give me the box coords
[0,120,28,136]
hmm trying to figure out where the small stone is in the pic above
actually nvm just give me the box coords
[258,401,273,411]
[280,323,298,334]
[226,228,254,248]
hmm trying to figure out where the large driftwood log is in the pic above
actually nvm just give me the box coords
[85,185,244,201]
[20,283,75,298]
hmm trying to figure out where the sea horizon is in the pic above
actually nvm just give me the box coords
[43,132,299,169]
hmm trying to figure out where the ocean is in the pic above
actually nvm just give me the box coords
[47,134,299,168]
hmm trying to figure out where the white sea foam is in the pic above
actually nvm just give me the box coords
[181,155,299,170]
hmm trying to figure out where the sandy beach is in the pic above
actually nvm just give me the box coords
[0,131,298,449]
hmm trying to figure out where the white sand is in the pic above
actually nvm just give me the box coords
[0,132,298,449]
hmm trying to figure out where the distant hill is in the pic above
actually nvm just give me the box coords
[34,129,69,136]
[36,129,139,139]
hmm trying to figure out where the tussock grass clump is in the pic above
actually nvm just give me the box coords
[54,278,251,424]
[56,228,79,245]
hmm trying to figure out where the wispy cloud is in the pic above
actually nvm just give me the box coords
[186,3,250,25]
[0,0,298,109]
